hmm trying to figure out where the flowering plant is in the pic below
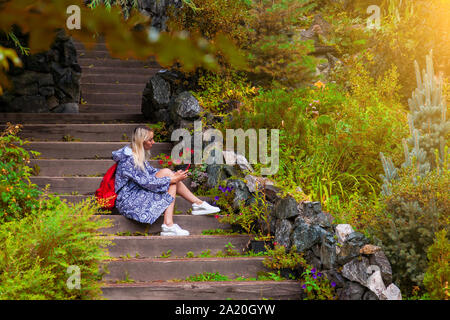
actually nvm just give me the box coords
[153,147,195,170]
[213,183,237,219]
[189,163,208,192]
[300,266,337,300]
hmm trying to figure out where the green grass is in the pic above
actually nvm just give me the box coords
[175,271,288,282]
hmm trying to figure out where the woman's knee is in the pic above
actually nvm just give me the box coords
[156,168,174,178]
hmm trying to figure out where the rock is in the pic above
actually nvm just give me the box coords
[380,283,402,300]
[303,250,322,270]
[362,290,379,300]
[290,218,324,252]
[341,257,370,287]
[170,91,202,120]
[360,244,382,255]
[272,196,300,220]
[337,240,362,266]
[142,74,171,111]
[339,281,366,300]
[39,86,55,97]
[369,250,393,286]
[274,219,293,248]
[335,224,354,244]
[366,268,386,298]
[346,232,370,247]
[300,201,322,218]
[226,179,252,210]
[297,201,331,228]
[320,232,337,269]
[323,269,346,288]
[261,184,283,203]
[244,175,272,193]
[223,151,254,172]
[53,102,79,113]
[0,29,80,113]
[206,164,238,189]
[138,0,184,31]
[10,96,49,113]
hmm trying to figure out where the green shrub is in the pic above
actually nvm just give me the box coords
[0,123,43,223]
[423,229,450,300]
[371,159,449,294]
[0,195,112,300]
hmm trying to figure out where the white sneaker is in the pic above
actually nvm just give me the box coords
[160,223,190,236]
[191,201,221,215]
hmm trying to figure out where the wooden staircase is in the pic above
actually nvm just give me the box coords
[0,38,302,300]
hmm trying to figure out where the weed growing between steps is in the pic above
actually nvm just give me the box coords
[172,271,289,282]
[153,242,267,259]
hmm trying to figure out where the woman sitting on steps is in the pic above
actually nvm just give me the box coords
[111,125,220,236]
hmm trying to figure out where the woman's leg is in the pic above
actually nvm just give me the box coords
[164,183,177,227]
[176,180,203,205]
[155,168,177,227]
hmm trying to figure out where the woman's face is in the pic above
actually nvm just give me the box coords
[143,131,155,150]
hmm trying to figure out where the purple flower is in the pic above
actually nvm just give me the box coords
[317,272,322,277]
[331,281,336,288]
[302,284,306,289]
[312,274,317,280]
[214,196,220,201]
[311,268,316,274]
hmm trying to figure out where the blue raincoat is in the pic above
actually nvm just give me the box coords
[112,145,174,224]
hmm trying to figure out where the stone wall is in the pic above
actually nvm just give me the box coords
[0,29,81,113]
[205,163,402,300]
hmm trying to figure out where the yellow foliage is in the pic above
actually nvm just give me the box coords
[0,0,247,95]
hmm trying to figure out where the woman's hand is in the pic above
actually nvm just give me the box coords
[170,170,188,184]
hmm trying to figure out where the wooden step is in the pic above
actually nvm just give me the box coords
[98,213,226,236]
[0,113,146,124]
[81,93,142,105]
[79,104,141,113]
[28,159,161,176]
[78,50,123,59]
[31,176,189,194]
[78,58,158,69]
[81,73,154,84]
[6,123,148,142]
[102,257,269,282]
[81,66,157,75]
[81,83,146,94]
[104,235,250,258]
[60,195,208,215]
[101,280,302,300]
[74,42,108,51]
[20,142,172,159]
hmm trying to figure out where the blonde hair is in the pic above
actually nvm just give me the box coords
[130,125,153,172]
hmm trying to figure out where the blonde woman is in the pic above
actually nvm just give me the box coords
[112,125,220,236]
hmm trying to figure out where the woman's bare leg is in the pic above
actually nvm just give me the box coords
[176,181,203,205]
[155,168,177,227]
[163,183,177,227]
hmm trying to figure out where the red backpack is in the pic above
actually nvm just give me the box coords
[95,163,119,210]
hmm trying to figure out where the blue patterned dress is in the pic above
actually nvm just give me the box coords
[112,145,174,224]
